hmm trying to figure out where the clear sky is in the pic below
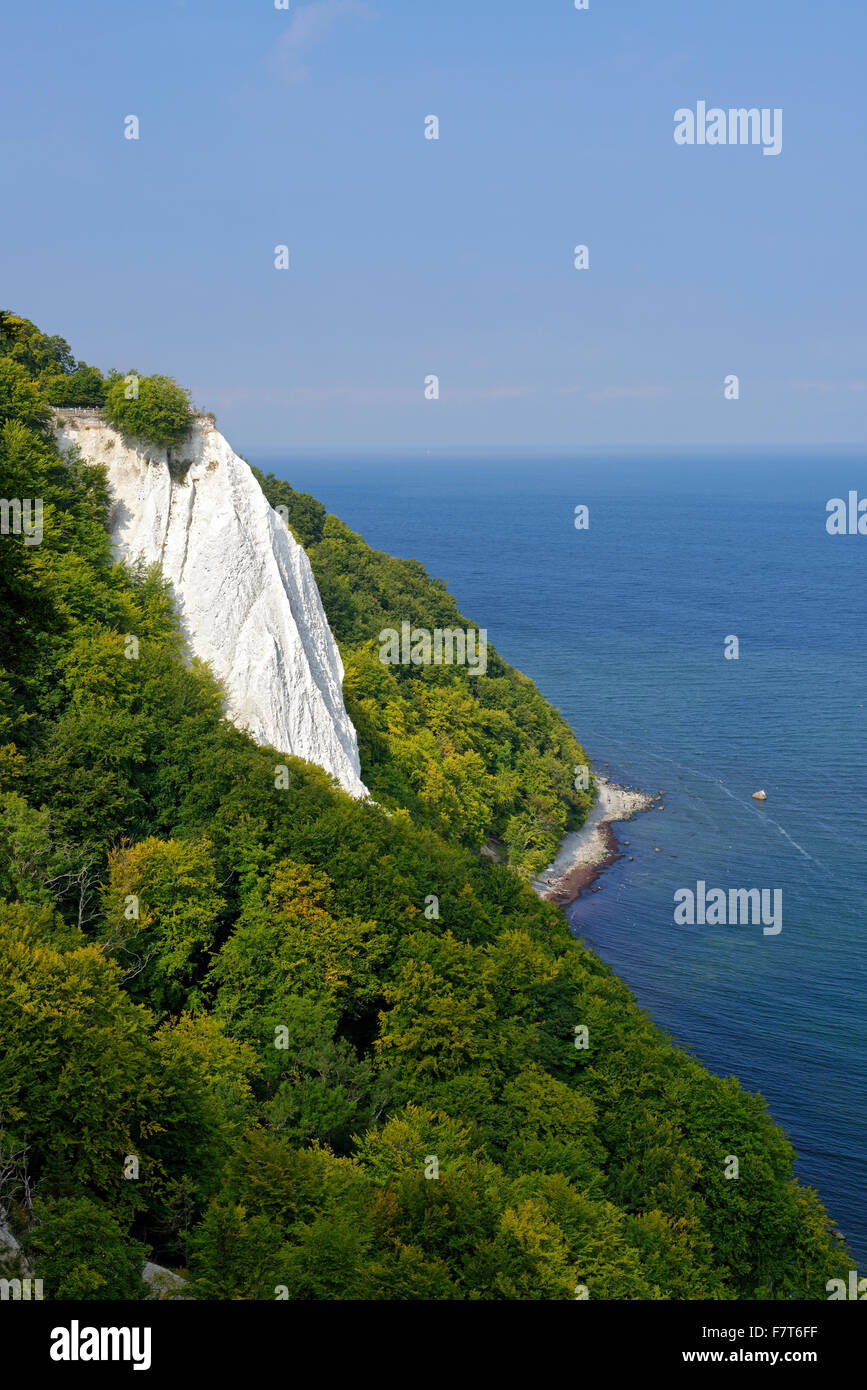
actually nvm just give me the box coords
[5,0,866,449]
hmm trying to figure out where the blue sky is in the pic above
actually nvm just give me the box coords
[4,0,866,448]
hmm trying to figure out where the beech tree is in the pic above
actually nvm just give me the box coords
[25,1196,148,1301]
[103,371,192,448]
[0,315,852,1301]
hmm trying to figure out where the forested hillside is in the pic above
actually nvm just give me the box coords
[0,314,848,1299]
[251,464,592,873]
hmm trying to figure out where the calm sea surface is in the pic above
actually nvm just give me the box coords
[255,448,867,1263]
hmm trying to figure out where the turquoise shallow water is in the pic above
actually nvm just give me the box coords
[256,448,867,1264]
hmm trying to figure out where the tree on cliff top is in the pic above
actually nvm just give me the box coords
[0,312,76,377]
[0,311,105,407]
[103,371,192,449]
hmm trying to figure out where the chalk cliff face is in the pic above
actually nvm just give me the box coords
[53,411,367,799]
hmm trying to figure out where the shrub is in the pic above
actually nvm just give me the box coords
[25,1196,149,1300]
[103,371,192,449]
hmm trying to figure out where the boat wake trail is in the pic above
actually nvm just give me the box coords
[595,737,822,868]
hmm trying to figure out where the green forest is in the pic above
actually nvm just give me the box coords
[0,313,849,1299]
[249,463,593,874]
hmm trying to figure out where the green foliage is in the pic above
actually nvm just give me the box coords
[103,371,192,449]
[24,1196,149,1300]
[0,312,77,378]
[253,468,595,875]
[211,861,386,1036]
[0,311,105,407]
[101,837,225,1011]
[186,1200,286,1300]
[0,904,172,1199]
[0,358,52,433]
[250,468,325,549]
[0,315,850,1302]
[42,364,106,407]
[0,792,79,907]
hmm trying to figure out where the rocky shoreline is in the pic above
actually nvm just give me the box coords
[532,776,659,907]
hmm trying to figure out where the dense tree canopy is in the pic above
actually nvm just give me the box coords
[253,466,594,875]
[103,371,192,449]
[0,312,105,408]
[0,314,849,1301]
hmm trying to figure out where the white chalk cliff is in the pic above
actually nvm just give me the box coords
[53,410,367,799]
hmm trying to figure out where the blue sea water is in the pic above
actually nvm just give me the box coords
[256,448,867,1265]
